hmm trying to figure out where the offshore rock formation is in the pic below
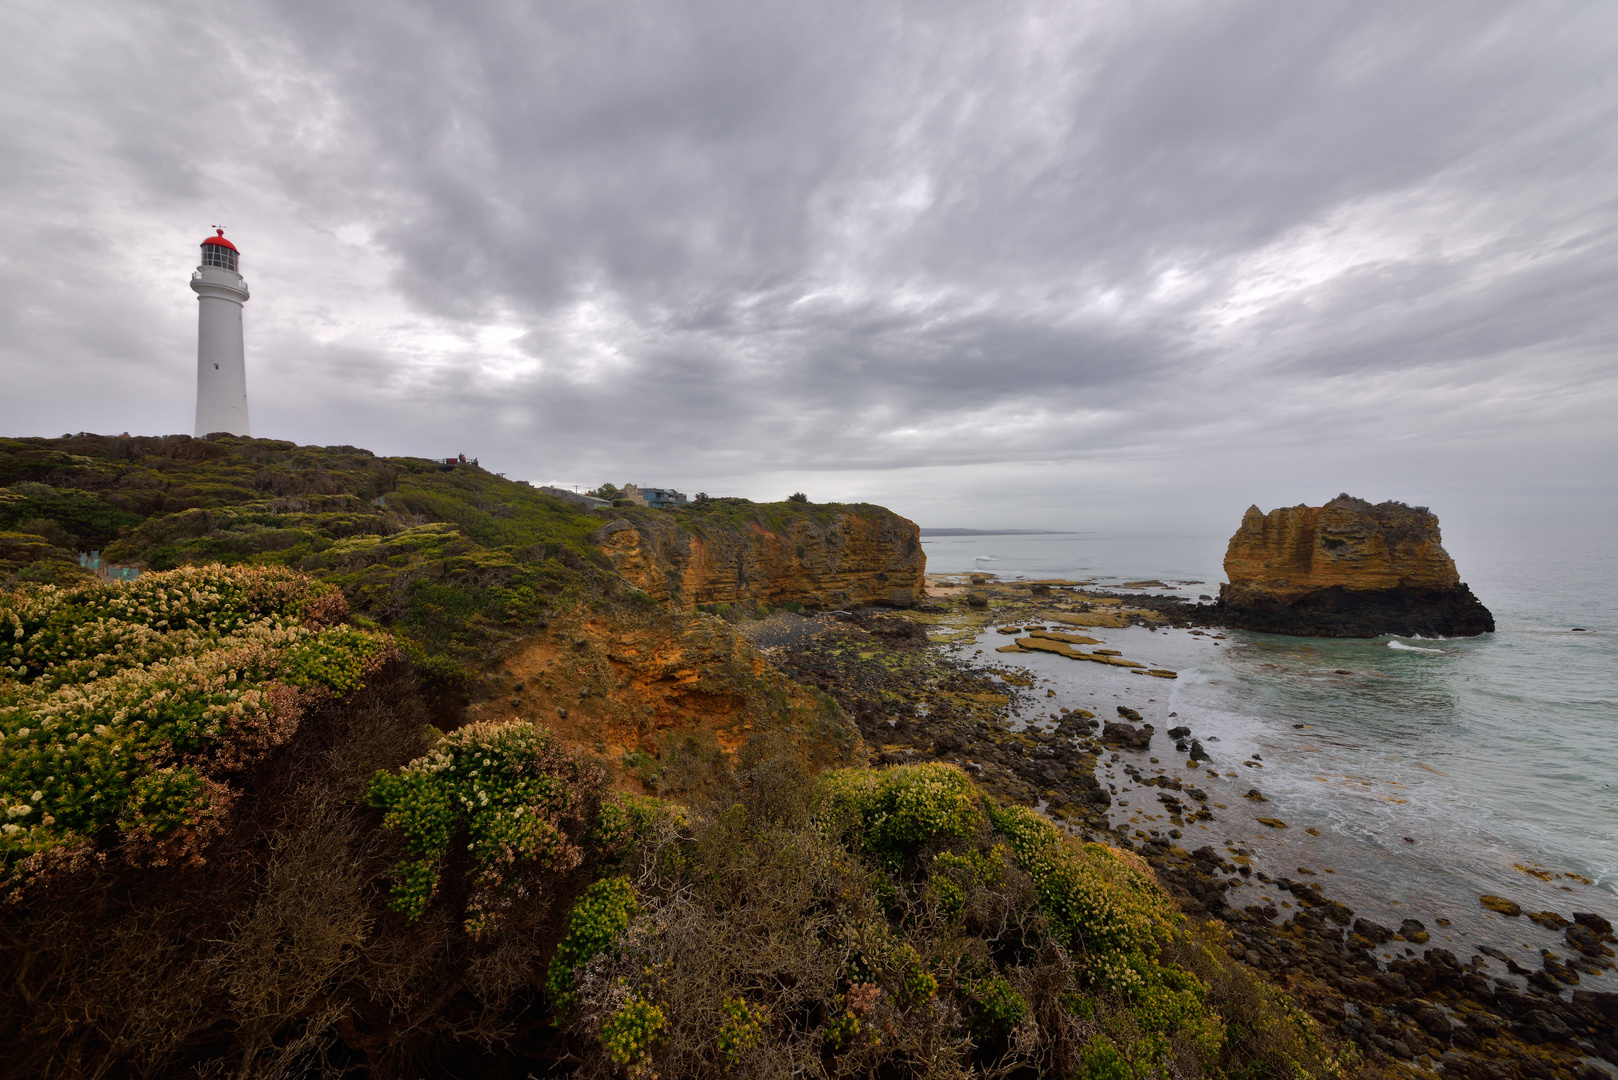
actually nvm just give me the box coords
[1217,494,1494,637]
[589,501,924,611]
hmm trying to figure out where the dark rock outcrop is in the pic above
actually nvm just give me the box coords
[1216,494,1493,637]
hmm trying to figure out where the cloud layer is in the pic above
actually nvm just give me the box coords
[3,0,1615,529]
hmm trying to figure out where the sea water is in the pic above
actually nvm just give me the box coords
[924,527,1618,987]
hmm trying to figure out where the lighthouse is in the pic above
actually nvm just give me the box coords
[191,229,251,437]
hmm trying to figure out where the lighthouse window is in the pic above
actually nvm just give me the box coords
[201,245,238,272]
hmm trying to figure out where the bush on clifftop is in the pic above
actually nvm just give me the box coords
[1,566,388,890]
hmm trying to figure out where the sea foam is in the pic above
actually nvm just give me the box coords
[1387,640,1446,654]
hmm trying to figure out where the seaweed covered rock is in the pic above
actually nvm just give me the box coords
[1217,494,1494,637]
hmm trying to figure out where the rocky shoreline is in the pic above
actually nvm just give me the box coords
[747,578,1616,1080]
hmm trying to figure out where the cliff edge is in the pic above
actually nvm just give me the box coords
[1218,494,1494,637]
[589,499,923,611]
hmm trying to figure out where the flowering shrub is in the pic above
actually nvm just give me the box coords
[601,996,666,1073]
[547,875,639,1008]
[984,799,1224,1060]
[0,566,387,885]
[890,944,937,1009]
[815,762,981,865]
[1,564,351,689]
[717,996,767,1066]
[810,766,1227,1072]
[366,720,606,936]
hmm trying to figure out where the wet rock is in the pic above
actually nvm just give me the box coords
[1116,705,1142,722]
[966,593,989,609]
[1412,1004,1452,1037]
[1399,919,1430,944]
[1167,725,1190,739]
[1256,817,1288,829]
[1245,788,1268,802]
[1522,1009,1574,1041]
[1573,989,1618,1028]
[1188,740,1210,762]
[1479,894,1522,917]
[1526,969,1562,994]
[1569,923,1616,957]
[1575,912,1615,937]
[1101,721,1153,750]
[1542,951,1580,985]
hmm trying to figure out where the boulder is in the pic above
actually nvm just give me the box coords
[1101,722,1153,750]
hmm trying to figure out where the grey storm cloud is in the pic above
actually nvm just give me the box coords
[1,0,1615,529]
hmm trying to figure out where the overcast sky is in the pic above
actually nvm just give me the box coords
[2,1,1614,531]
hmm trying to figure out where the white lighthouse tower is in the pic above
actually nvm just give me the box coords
[191,229,251,437]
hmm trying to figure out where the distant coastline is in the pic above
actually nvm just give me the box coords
[919,528,1085,536]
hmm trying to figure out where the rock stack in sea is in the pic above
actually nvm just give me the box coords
[1216,494,1495,637]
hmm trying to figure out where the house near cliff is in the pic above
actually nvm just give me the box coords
[622,483,688,508]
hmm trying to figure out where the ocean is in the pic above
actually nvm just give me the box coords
[923,526,1618,989]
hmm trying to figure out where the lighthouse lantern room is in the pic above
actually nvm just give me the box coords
[191,229,251,437]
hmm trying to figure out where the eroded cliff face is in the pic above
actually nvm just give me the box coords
[1223,495,1460,602]
[465,606,861,779]
[589,502,924,611]
[1218,495,1492,637]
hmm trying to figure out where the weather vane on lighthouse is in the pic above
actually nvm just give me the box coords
[191,227,251,437]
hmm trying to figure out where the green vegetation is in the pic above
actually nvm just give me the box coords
[544,761,1350,1079]
[1,565,386,886]
[0,434,616,701]
[366,720,608,934]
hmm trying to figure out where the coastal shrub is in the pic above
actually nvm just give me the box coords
[1078,1035,1135,1080]
[549,758,1352,1080]
[0,482,144,548]
[815,761,981,865]
[547,875,639,1008]
[0,566,388,886]
[984,799,1226,1059]
[966,974,1029,1035]
[365,719,606,935]
[601,995,666,1072]
[717,995,767,1065]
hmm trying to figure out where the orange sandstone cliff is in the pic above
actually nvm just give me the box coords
[1217,494,1493,637]
[588,500,924,611]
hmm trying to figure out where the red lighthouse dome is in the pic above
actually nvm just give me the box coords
[200,228,238,252]
[199,228,239,271]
